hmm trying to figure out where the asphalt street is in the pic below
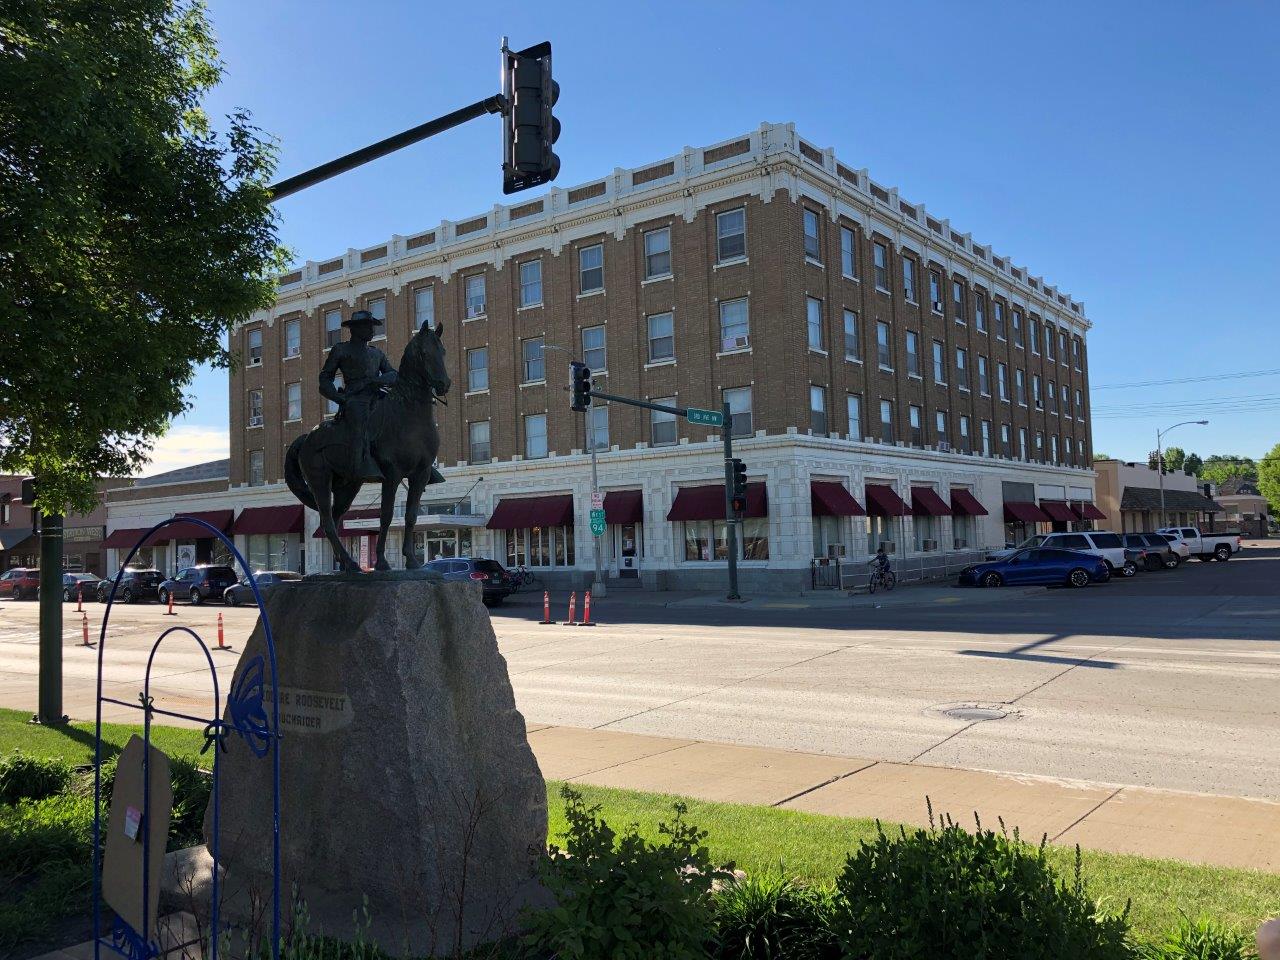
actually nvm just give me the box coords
[1,544,1276,800]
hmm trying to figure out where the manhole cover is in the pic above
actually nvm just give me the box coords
[943,705,1008,722]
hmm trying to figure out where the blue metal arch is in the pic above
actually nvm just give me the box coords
[92,516,282,960]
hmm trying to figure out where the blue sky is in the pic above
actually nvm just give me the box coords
[154,0,1280,471]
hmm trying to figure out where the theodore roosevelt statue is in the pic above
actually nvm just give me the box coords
[318,308,398,479]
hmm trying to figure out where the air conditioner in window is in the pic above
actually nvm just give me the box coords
[923,539,939,551]
[954,538,969,549]
[722,336,750,351]
[827,544,846,558]
[248,416,263,427]
[1036,402,1044,410]
[249,357,262,367]
[932,301,944,312]
[937,441,952,452]
[879,541,897,554]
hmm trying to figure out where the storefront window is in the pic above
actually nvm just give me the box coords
[126,547,155,570]
[953,514,974,549]
[504,526,573,567]
[682,520,768,561]
[247,534,294,572]
[414,527,473,562]
[913,515,937,552]
[867,515,898,555]
[812,515,847,558]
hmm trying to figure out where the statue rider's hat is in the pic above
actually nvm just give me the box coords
[342,309,383,328]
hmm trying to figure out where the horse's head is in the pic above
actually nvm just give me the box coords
[403,321,451,400]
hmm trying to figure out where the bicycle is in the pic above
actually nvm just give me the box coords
[868,567,897,593]
[511,566,541,591]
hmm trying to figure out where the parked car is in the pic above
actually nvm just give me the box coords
[987,531,1128,572]
[62,572,104,601]
[223,570,302,606]
[959,548,1110,589]
[1157,527,1242,562]
[158,565,239,606]
[97,568,164,604]
[1121,533,1180,570]
[0,568,41,600]
[424,557,513,605]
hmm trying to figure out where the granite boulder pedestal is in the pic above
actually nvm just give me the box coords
[182,571,549,956]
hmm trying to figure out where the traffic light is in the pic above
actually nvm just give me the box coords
[502,41,561,195]
[729,458,748,515]
[570,361,592,412]
[19,477,36,506]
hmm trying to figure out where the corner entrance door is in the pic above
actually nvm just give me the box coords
[616,523,640,578]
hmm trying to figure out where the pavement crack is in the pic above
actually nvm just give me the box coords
[771,760,880,807]
[909,720,982,763]
[1050,787,1122,843]
[566,741,695,781]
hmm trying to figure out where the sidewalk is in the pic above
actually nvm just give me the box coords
[528,722,1280,872]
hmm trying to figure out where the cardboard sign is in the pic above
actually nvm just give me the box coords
[102,735,173,940]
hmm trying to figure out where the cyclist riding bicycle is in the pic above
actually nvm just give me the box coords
[868,545,893,576]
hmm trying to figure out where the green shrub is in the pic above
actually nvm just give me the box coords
[832,811,1133,960]
[1138,914,1255,959]
[524,785,728,960]
[0,750,73,804]
[0,792,93,878]
[711,872,839,959]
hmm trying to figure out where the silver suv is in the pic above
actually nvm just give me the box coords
[989,531,1128,571]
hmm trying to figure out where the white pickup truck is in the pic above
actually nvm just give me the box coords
[1157,526,1242,562]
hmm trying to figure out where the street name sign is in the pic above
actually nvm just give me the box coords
[686,407,724,427]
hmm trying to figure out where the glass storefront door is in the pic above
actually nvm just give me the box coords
[615,523,640,578]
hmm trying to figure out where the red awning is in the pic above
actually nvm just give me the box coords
[667,482,767,521]
[603,490,643,525]
[233,505,305,535]
[1079,502,1107,520]
[151,509,235,543]
[1040,500,1078,523]
[911,487,952,517]
[811,481,865,517]
[486,494,574,530]
[312,508,381,538]
[102,527,167,550]
[1004,501,1052,523]
[864,484,909,517]
[950,489,990,516]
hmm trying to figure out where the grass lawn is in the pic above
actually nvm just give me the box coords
[4,708,1277,946]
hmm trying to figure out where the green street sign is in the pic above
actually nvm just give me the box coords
[686,407,724,427]
[589,508,606,537]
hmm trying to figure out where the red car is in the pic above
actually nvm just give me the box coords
[0,568,41,601]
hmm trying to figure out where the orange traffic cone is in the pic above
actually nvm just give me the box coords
[567,591,577,626]
[539,590,555,625]
[578,590,596,627]
[81,612,91,647]
[216,612,227,650]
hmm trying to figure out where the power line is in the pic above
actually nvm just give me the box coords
[1091,367,1280,391]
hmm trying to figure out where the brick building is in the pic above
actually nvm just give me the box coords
[107,123,1102,591]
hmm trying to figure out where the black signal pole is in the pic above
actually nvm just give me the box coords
[721,401,740,600]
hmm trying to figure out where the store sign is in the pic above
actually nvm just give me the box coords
[65,525,105,543]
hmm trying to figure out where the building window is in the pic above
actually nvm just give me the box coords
[248,450,265,487]
[247,327,263,366]
[905,331,920,377]
[465,274,486,319]
[719,298,749,351]
[1078,438,1086,463]
[952,280,966,322]
[0,495,9,526]
[980,420,992,456]
[806,297,824,351]
[644,227,672,278]
[325,309,342,349]
[579,243,604,293]
[876,321,892,370]
[932,341,945,384]
[588,404,609,451]
[843,310,861,361]
[519,260,543,307]
[840,226,857,278]
[724,386,752,437]
[1063,435,1073,466]
[284,319,300,358]
[468,421,491,462]
[1061,383,1070,415]
[1060,329,1069,362]
[467,347,489,392]
[974,292,987,332]
[1048,379,1058,414]
[582,325,606,371]
[647,312,674,362]
[1030,317,1041,354]
[1032,374,1043,408]
[959,415,971,454]
[1075,389,1084,418]
[367,296,386,335]
[873,242,890,291]
[810,385,827,434]
[651,397,677,446]
[247,389,263,427]
[902,256,916,302]
[414,286,434,330]
[868,512,898,555]
[1012,309,1024,348]
[1001,423,1012,457]
[978,355,990,396]
[1019,427,1029,461]
[1035,431,1044,461]
[803,209,821,261]
[935,410,949,447]
[847,394,862,440]
[955,347,969,390]
[506,524,574,569]
[929,269,943,311]
[682,518,768,561]
[880,400,894,443]
[522,337,545,383]
[914,507,937,552]
[998,362,1009,401]
[523,414,547,459]
[716,208,746,262]
[1045,323,1056,360]
[1015,368,1026,405]
[285,381,302,421]
[908,405,923,447]
[1050,435,1059,464]
[1073,337,1082,370]
[993,301,1006,340]
[326,372,342,416]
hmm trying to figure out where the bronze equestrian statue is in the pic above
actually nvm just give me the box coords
[284,309,451,572]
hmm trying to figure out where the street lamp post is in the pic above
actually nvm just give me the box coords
[1156,419,1209,529]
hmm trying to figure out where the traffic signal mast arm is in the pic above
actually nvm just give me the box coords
[585,388,688,419]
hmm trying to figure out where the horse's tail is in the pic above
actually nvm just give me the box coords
[284,435,316,511]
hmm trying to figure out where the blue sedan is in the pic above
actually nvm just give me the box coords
[958,548,1110,589]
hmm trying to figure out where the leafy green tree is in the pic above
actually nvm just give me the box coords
[1258,444,1280,517]
[1184,453,1204,476]
[1163,446,1186,472]
[1199,455,1257,488]
[1147,450,1162,472]
[0,0,284,514]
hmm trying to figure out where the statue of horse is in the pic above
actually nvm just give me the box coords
[284,321,451,572]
